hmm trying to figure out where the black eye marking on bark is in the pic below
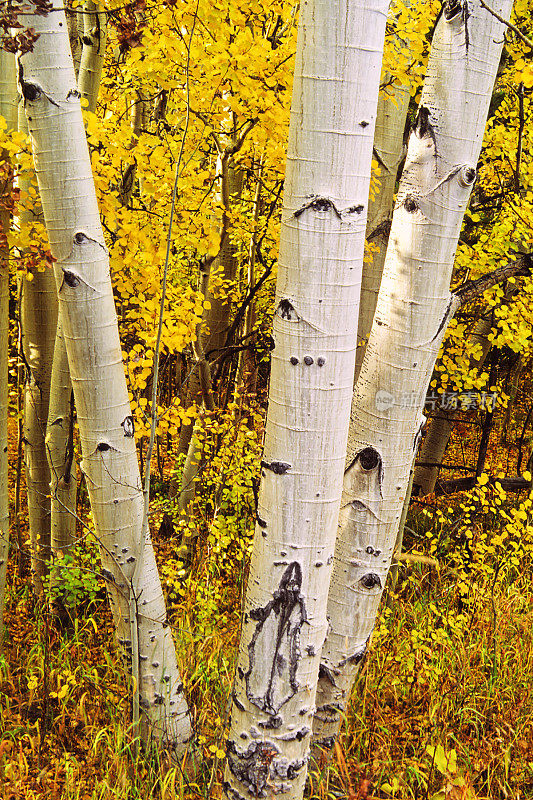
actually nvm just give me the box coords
[317,357,326,366]
[459,165,477,186]
[261,460,291,475]
[415,105,433,138]
[82,34,93,45]
[346,204,365,214]
[318,662,337,686]
[413,105,438,156]
[276,299,299,321]
[359,120,369,127]
[357,446,381,472]
[303,356,313,365]
[444,0,470,47]
[74,231,89,244]
[21,82,42,102]
[121,415,135,437]
[289,356,299,365]
[67,88,81,99]
[225,741,306,798]
[359,572,382,590]
[62,269,80,288]
[294,196,342,219]
[245,562,307,714]
[257,516,267,528]
[404,196,419,213]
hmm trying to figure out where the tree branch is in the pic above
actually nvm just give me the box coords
[454,253,532,307]
[478,0,533,49]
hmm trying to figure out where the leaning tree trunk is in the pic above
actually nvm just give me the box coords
[355,78,411,381]
[0,49,17,643]
[47,0,107,615]
[224,0,389,796]
[19,1,191,752]
[313,0,513,748]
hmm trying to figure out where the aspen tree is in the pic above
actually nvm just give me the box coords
[19,1,191,752]
[47,0,106,611]
[356,79,410,381]
[313,0,514,748]
[0,49,17,641]
[19,105,57,596]
[224,0,389,795]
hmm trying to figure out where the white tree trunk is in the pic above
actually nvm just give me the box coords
[18,103,58,596]
[313,0,513,748]
[46,318,77,611]
[355,79,410,381]
[224,0,388,796]
[0,49,17,643]
[77,0,106,114]
[47,0,106,612]
[19,2,191,751]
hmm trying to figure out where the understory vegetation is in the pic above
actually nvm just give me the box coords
[2,389,533,799]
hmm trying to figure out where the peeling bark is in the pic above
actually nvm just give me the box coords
[314,0,513,748]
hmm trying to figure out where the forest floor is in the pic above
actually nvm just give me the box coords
[1,415,533,800]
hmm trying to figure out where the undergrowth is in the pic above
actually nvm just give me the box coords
[2,402,533,800]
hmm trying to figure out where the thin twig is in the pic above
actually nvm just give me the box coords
[478,0,533,48]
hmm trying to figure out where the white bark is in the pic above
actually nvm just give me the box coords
[78,0,106,114]
[46,318,77,608]
[0,49,17,643]
[47,0,107,611]
[356,79,410,381]
[313,0,513,747]
[18,103,58,596]
[19,2,191,751]
[224,0,388,796]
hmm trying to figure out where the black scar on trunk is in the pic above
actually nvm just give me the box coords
[245,562,307,715]
[276,299,299,321]
[226,740,306,797]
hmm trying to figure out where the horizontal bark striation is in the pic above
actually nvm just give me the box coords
[224,0,389,796]
[313,0,514,748]
[20,3,191,752]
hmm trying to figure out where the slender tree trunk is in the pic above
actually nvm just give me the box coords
[46,321,77,616]
[19,1,191,751]
[355,79,410,381]
[77,0,106,114]
[413,310,493,494]
[224,0,388,795]
[19,104,58,597]
[313,0,513,748]
[0,49,17,644]
[47,0,107,615]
